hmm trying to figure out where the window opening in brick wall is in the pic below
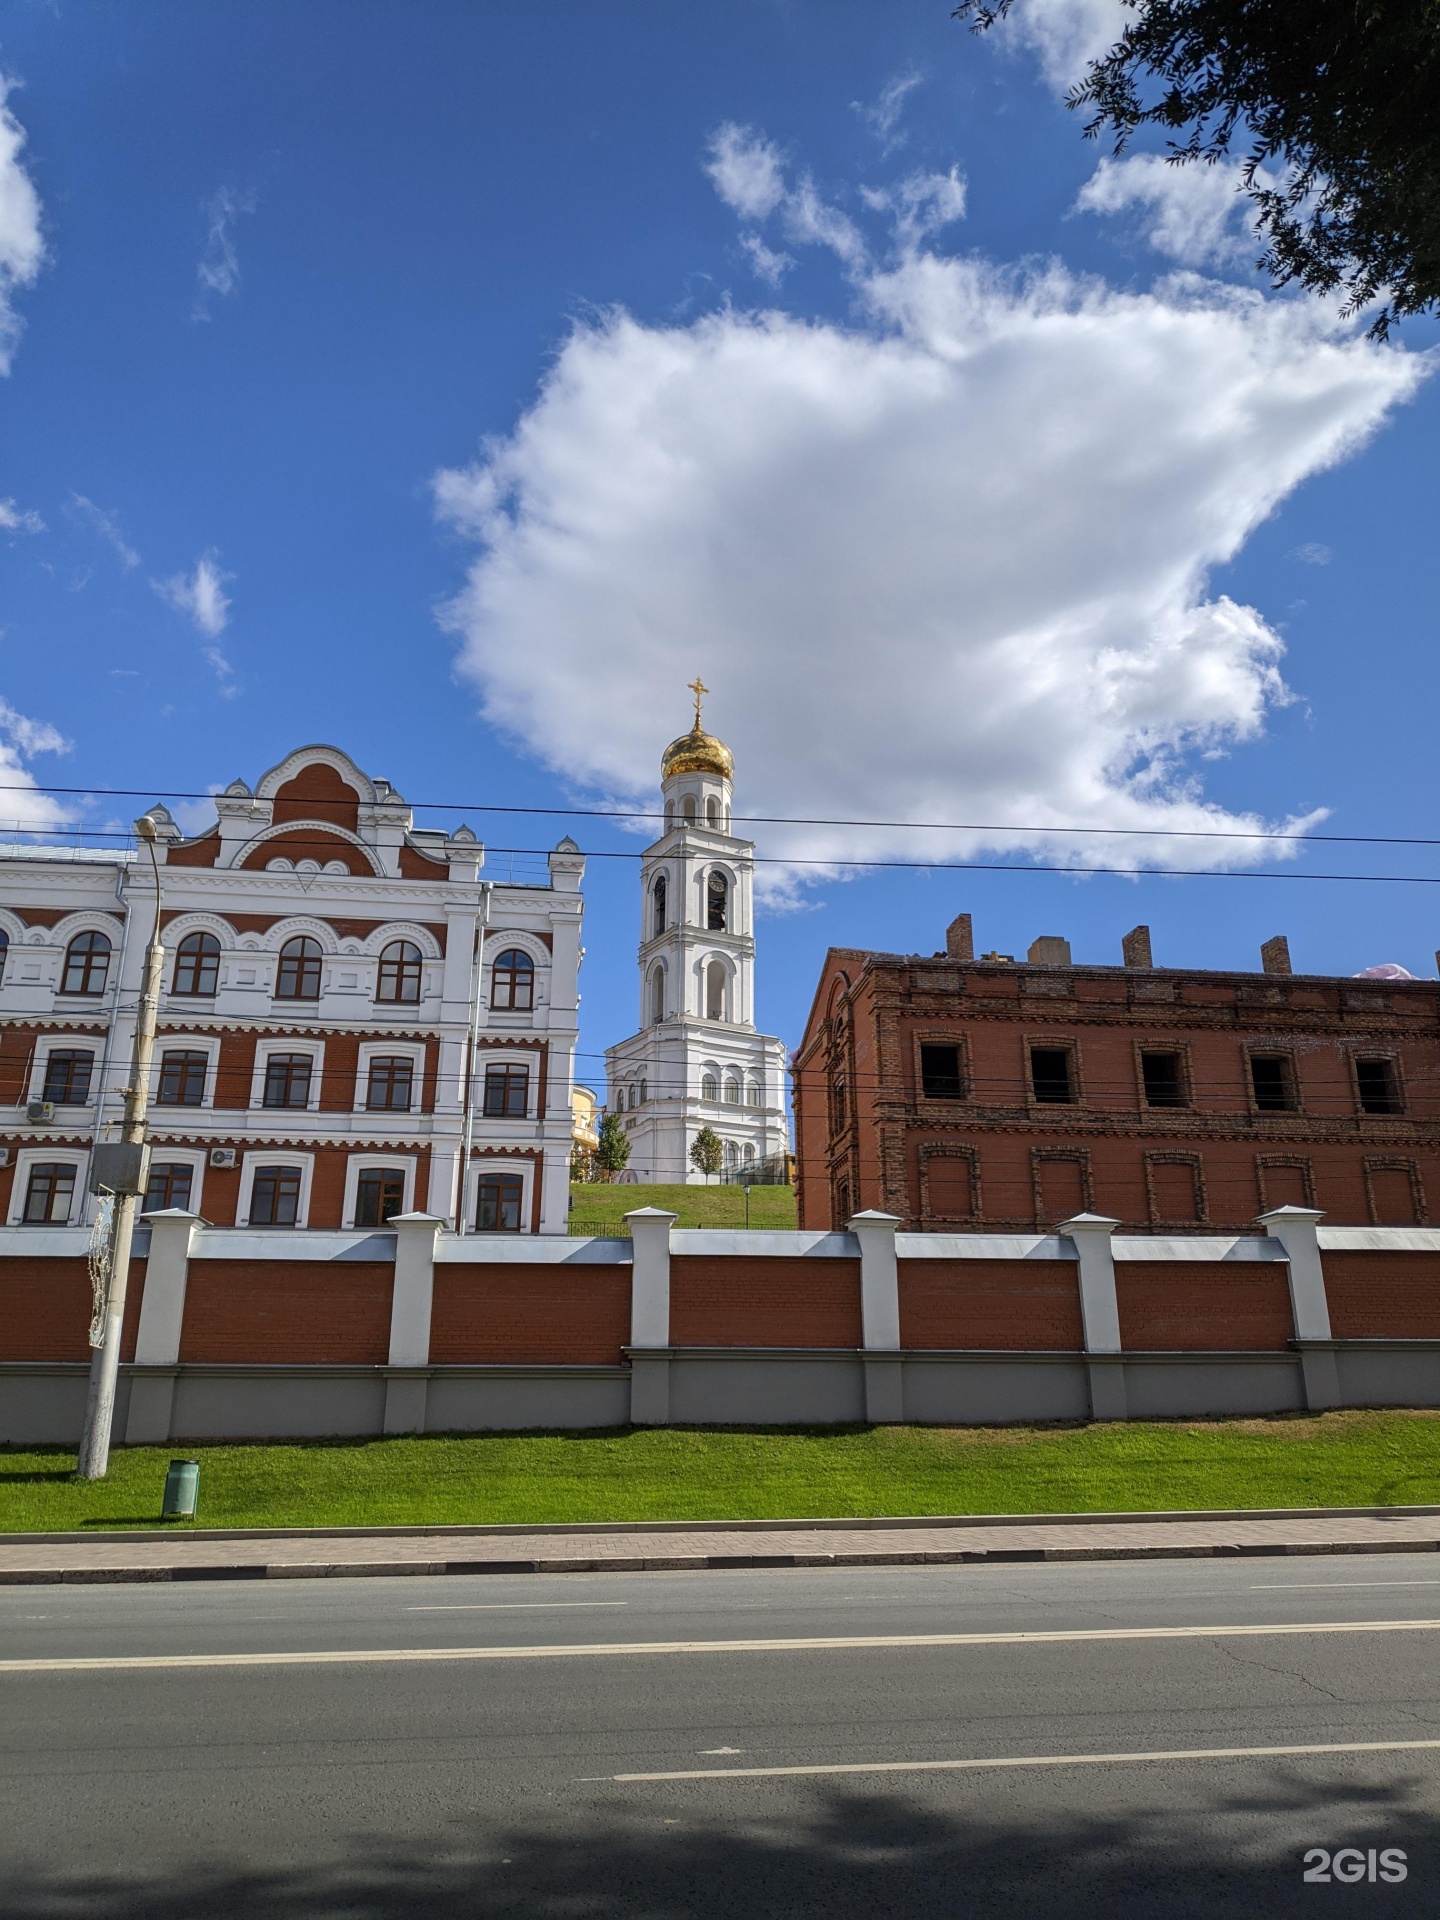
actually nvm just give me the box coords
[920,1043,964,1100]
[172,930,220,996]
[157,1049,208,1107]
[483,1064,529,1117]
[1037,1156,1086,1222]
[476,1170,524,1231]
[1250,1055,1295,1112]
[366,1056,414,1112]
[250,1165,302,1226]
[1356,1058,1402,1115]
[143,1162,194,1212]
[61,930,111,996]
[263,1053,313,1109]
[1141,1051,1186,1108]
[1150,1158,1203,1223]
[276,936,322,1001]
[23,1162,76,1223]
[377,939,422,1004]
[42,1049,94,1105]
[1030,1047,1073,1103]
[356,1167,406,1226]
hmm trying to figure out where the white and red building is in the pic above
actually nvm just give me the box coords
[0,744,585,1235]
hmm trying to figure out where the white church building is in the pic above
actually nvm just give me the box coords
[604,691,789,1182]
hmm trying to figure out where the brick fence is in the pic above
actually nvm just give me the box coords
[2,1205,1438,1443]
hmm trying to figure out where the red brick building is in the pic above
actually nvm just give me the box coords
[793,917,1440,1233]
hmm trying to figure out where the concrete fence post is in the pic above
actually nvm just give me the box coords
[1257,1204,1340,1410]
[850,1209,904,1424]
[1061,1213,1127,1421]
[384,1212,446,1434]
[625,1207,677,1426]
[124,1208,201,1444]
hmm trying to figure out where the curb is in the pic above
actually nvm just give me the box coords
[4,1536,1439,1585]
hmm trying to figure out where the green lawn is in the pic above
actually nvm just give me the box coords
[3,1410,1436,1533]
[568,1182,796,1231]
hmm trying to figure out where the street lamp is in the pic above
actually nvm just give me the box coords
[76,816,165,1481]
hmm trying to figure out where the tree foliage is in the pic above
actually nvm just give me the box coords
[689,1126,724,1181]
[594,1111,632,1181]
[956,0,1440,335]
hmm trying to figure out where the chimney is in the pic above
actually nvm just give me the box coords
[1027,936,1072,966]
[945,912,974,961]
[1121,925,1153,969]
[1261,934,1292,976]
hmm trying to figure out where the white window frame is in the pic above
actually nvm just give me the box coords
[148,1033,223,1112]
[476,1050,536,1124]
[250,1038,326,1114]
[343,1153,418,1229]
[486,933,548,1020]
[354,1039,426,1116]
[8,1146,88,1226]
[463,1155,533,1234]
[27,1034,104,1112]
[237,1150,316,1229]
[139,1147,208,1218]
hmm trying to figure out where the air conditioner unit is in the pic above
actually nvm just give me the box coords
[209,1147,237,1169]
[0,1147,10,1167]
[26,1100,54,1124]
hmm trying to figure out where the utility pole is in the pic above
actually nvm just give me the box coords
[76,817,165,1480]
[455,882,493,1236]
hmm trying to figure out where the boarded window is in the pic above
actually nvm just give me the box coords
[1037,1157,1085,1222]
[1151,1160,1202,1223]
[1369,1167,1419,1226]
[920,1044,964,1100]
[926,1155,974,1219]
[1260,1162,1310,1211]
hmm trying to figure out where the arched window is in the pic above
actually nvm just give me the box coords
[706,795,720,826]
[707,871,728,932]
[723,1071,741,1105]
[664,799,675,829]
[723,1139,739,1171]
[172,930,220,997]
[682,794,698,825]
[701,1073,718,1101]
[705,960,726,1021]
[0,927,8,982]
[491,947,535,1011]
[627,1083,637,1110]
[376,939,422,1004]
[652,874,667,938]
[639,1078,647,1104]
[747,1076,762,1108]
[650,967,665,1025]
[61,930,111,997]
[743,1142,756,1167]
[275,936,322,1000]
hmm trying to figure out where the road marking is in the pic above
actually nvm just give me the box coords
[4,1617,1439,1675]
[405,1602,630,1612]
[608,1737,1440,1784]
[1250,1581,1440,1591]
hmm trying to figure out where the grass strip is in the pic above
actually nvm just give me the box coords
[567,1183,796,1231]
[2,1409,1437,1534]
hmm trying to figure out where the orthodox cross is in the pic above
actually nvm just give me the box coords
[688,677,709,730]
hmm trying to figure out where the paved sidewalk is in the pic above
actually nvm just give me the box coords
[2,1508,1439,1583]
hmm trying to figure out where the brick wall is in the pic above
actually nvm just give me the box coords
[1322,1253,1440,1339]
[1115,1261,1295,1351]
[0,1256,145,1362]
[670,1256,863,1348]
[429,1263,631,1364]
[898,1259,1083,1350]
[176,1260,393,1363]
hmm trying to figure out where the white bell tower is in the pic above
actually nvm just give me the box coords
[604,683,789,1183]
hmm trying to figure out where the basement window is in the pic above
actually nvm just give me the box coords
[1140,1051,1186,1108]
[1356,1058,1402,1115]
[920,1044,964,1101]
[1030,1047,1073,1104]
[1250,1055,1296,1113]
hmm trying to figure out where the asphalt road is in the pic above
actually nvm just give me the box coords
[3,1556,1438,1918]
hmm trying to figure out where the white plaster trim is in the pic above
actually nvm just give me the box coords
[341,1153,418,1229]
[236,1150,315,1229]
[353,1039,425,1116]
[6,1145,87,1226]
[249,1037,326,1113]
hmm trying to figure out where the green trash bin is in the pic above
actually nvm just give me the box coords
[161,1459,200,1520]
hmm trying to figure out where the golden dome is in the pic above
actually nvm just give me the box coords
[661,725,734,782]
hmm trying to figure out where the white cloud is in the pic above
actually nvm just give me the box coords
[1290,542,1330,565]
[193,185,255,320]
[861,169,968,249]
[739,232,793,288]
[0,497,44,533]
[1075,155,1261,270]
[0,77,44,376]
[433,142,1426,896]
[0,697,72,836]
[69,494,140,569]
[852,71,923,153]
[705,125,786,222]
[153,552,237,692]
[997,0,1127,95]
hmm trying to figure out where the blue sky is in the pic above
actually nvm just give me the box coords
[1,0,1437,1095]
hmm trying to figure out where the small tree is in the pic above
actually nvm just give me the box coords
[689,1126,723,1183]
[594,1111,632,1183]
[570,1144,598,1184]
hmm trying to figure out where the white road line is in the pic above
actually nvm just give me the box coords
[4,1617,1439,1674]
[1250,1581,1440,1591]
[608,1737,1440,1784]
[405,1602,630,1612]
